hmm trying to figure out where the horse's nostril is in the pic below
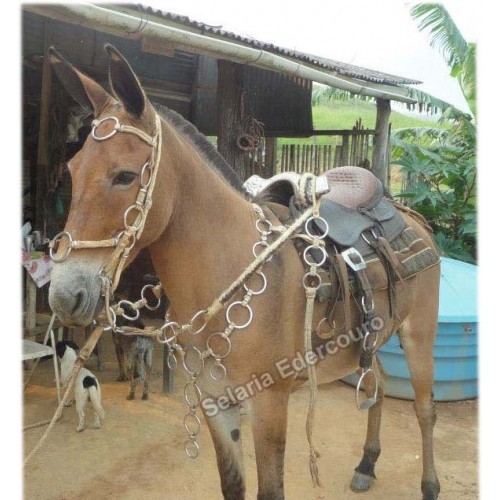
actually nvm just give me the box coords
[71,288,89,316]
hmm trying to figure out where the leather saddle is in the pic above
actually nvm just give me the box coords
[245,166,405,257]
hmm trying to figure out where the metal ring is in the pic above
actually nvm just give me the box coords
[303,244,327,267]
[141,284,162,311]
[207,333,232,360]
[91,116,120,141]
[243,271,267,296]
[140,161,153,188]
[184,412,201,436]
[361,296,375,314]
[302,271,322,290]
[210,361,227,381]
[189,310,208,335]
[105,307,117,330]
[49,231,73,263]
[158,321,181,344]
[355,368,379,411]
[182,346,204,377]
[115,230,137,252]
[167,351,178,370]
[316,317,335,339]
[183,381,202,408]
[225,301,253,330]
[255,218,273,236]
[362,330,379,351]
[184,439,200,459]
[305,216,329,239]
[117,300,140,321]
[124,205,145,231]
[252,241,273,261]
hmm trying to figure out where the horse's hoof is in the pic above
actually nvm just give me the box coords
[126,393,135,400]
[350,471,374,492]
[116,374,127,382]
[93,423,101,429]
[422,479,440,500]
[76,427,84,433]
[141,393,149,400]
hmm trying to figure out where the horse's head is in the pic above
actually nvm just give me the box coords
[48,45,172,326]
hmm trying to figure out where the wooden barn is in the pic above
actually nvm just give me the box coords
[22,3,420,344]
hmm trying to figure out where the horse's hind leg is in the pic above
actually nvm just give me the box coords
[350,357,386,492]
[203,402,245,500]
[400,271,441,499]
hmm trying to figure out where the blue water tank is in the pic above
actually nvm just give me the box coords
[343,257,478,401]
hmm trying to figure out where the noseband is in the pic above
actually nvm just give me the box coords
[49,113,163,296]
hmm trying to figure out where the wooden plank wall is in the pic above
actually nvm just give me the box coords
[278,119,375,174]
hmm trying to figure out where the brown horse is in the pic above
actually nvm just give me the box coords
[47,45,441,500]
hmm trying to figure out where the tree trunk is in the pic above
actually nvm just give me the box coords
[216,60,247,180]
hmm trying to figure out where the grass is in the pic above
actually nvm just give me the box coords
[279,98,447,146]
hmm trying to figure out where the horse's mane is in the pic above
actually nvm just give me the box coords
[157,106,245,195]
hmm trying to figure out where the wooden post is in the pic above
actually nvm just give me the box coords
[216,60,248,181]
[35,21,52,232]
[340,135,349,166]
[263,137,276,178]
[372,98,391,186]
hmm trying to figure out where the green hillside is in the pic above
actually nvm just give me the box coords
[279,99,446,146]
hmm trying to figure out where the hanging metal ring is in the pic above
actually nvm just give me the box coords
[141,284,162,310]
[117,300,140,321]
[243,271,267,296]
[225,302,253,330]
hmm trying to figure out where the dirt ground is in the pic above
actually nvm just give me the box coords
[23,328,478,500]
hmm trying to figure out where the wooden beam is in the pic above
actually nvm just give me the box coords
[35,20,52,232]
[216,60,247,180]
[263,129,376,138]
[372,98,391,186]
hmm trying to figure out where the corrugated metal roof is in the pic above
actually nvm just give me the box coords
[134,4,422,86]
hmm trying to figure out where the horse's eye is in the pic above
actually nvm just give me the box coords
[113,171,138,186]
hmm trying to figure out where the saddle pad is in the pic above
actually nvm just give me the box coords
[315,225,440,302]
[313,198,406,255]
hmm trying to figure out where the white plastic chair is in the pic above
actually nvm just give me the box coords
[23,313,61,403]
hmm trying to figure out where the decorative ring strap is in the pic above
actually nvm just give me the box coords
[91,116,157,147]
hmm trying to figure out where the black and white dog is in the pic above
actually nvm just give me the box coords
[112,317,154,400]
[56,341,105,432]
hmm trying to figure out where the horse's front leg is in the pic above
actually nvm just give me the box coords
[203,401,245,500]
[248,388,289,500]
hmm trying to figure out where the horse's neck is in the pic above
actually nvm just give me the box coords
[149,126,256,322]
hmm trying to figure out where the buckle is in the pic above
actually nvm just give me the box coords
[341,247,366,272]
[315,175,330,197]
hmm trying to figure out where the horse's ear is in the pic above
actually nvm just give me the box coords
[48,47,112,116]
[105,44,148,118]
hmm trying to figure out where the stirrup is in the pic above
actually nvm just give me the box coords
[355,368,379,411]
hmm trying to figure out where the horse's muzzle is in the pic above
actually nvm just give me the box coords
[48,260,103,326]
